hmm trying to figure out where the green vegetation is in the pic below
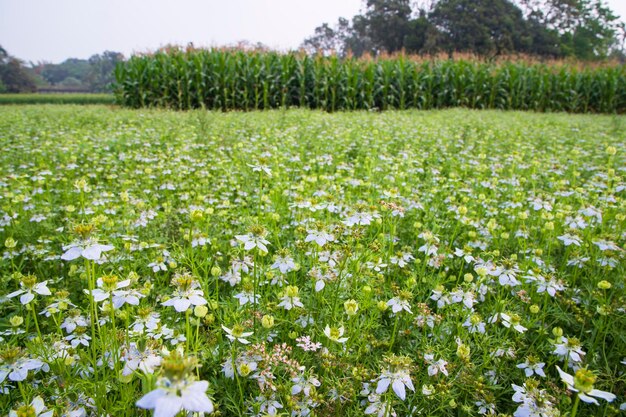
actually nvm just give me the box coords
[304,0,626,61]
[0,45,124,94]
[32,51,125,93]
[115,49,626,113]
[0,93,116,105]
[0,106,624,416]
[0,46,36,93]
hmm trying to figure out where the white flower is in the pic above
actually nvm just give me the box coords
[511,382,557,417]
[0,353,48,383]
[253,394,283,416]
[220,269,242,287]
[454,247,474,263]
[278,286,304,310]
[375,368,414,401]
[558,233,582,246]
[500,313,527,333]
[463,314,486,334]
[233,290,260,306]
[364,393,396,417]
[222,325,253,344]
[136,380,214,417]
[387,296,412,314]
[248,163,272,176]
[304,229,335,247]
[390,251,414,268]
[475,400,495,415]
[85,278,131,303]
[61,240,114,261]
[111,288,144,309]
[121,343,162,376]
[6,280,51,305]
[131,312,160,334]
[323,325,348,343]
[516,358,545,378]
[271,255,297,274]
[272,256,296,274]
[343,211,379,227]
[61,314,89,334]
[161,277,207,313]
[291,374,321,397]
[9,396,54,417]
[66,331,91,348]
[424,354,448,377]
[553,336,585,364]
[556,366,616,405]
[236,234,270,253]
[593,239,621,252]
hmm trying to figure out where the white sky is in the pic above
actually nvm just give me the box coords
[1,0,625,63]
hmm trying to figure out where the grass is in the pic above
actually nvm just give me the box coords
[0,105,624,416]
[0,93,116,105]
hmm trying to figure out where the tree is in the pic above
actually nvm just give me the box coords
[41,58,90,85]
[85,51,124,92]
[428,0,533,57]
[515,0,625,59]
[0,45,36,93]
[302,18,353,56]
[403,11,433,54]
[356,0,413,53]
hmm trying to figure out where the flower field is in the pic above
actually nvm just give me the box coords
[0,105,625,416]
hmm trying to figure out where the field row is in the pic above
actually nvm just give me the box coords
[115,50,626,113]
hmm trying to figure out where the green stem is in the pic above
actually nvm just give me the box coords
[232,347,245,413]
[389,314,400,352]
[570,394,580,417]
[29,303,42,340]
[185,309,191,351]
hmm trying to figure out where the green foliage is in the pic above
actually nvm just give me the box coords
[430,0,533,57]
[33,51,125,92]
[302,0,625,60]
[115,49,626,113]
[0,93,116,105]
[40,58,91,85]
[0,46,37,93]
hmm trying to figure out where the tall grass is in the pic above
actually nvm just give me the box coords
[114,49,626,113]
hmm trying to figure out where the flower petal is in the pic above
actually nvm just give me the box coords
[556,366,575,388]
[136,389,167,409]
[20,292,35,305]
[392,379,406,400]
[588,389,616,402]
[31,396,45,413]
[578,393,599,405]
[154,394,184,417]
[61,246,82,261]
[82,245,103,260]
[376,378,390,394]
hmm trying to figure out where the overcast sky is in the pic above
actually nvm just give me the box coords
[1,0,625,63]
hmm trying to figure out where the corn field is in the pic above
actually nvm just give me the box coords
[114,49,626,113]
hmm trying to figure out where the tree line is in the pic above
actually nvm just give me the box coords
[302,0,625,60]
[0,46,123,93]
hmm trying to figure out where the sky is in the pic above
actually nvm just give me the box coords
[1,0,625,63]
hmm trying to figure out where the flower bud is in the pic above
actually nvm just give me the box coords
[194,305,208,318]
[261,315,275,329]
